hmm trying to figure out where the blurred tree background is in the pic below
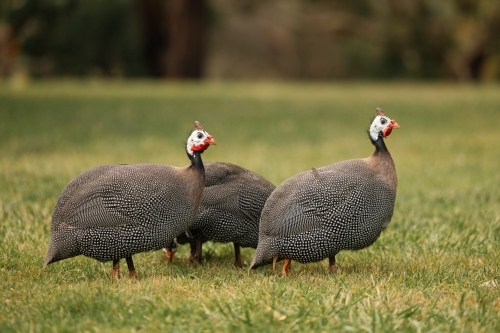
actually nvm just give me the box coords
[0,0,499,81]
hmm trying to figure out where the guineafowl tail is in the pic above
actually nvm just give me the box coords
[43,229,80,268]
[249,238,277,269]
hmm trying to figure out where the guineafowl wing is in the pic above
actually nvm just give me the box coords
[261,159,387,239]
[202,162,249,219]
[201,185,241,215]
[260,169,325,238]
[57,164,190,229]
[201,184,269,222]
[236,175,276,221]
[203,162,276,222]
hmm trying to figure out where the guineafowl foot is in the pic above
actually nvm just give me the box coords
[328,256,337,274]
[282,259,291,276]
[190,252,202,266]
[188,252,202,265]
[112,259,121,280]
[233,243,242,268]
[188,253,202,265]
[234,258,242,268]
[126,257,136,278]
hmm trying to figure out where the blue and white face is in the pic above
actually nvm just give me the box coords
[186,121,216,155]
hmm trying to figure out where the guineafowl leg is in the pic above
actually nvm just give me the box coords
[188,238,197,260]
[112,259,121,280]
[191,237,203,266]
[126,257,136,278]
[282,259,291,276]
[328,256,337,274]
[233,243,242,268]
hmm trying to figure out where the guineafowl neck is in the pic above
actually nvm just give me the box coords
[189,151,204,170]
[368,136,397,192]
[187,151,206,210]
[372,136,389,156]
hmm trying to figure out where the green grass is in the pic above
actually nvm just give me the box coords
[1,80,499,332]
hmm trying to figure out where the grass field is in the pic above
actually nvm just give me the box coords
[1,80,499,332]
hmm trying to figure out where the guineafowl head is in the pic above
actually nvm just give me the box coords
[368,108,400,142]
[186,121,216,156]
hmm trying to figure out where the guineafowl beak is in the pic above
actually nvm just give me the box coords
[205,135,216,145]
[382,119,400,138]
[162,248,176,262]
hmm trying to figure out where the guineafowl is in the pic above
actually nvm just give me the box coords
[43,121,215,279]
[250,108,400,276]
[163,162,276,267]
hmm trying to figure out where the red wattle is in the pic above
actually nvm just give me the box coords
[190,135,215,152]
[191,143,209,152]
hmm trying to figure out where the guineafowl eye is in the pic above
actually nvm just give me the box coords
[380,118,387,125]
[197,132,204,139]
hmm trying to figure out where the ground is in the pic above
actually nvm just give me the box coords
[0,80,499,332]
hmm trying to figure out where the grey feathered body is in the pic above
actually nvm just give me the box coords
[44,163,203,266]
[186,162,276,248]
[250,155,397,268]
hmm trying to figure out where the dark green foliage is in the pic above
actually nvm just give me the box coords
[2,0,147,76]
[2,0,500,80]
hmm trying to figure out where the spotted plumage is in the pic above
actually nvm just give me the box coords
[43,121,215,278]
[250,108,400,275]
[165,162,276,267]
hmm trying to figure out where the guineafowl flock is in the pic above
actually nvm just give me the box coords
[44,109,400,278]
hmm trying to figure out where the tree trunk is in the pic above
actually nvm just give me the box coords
[137,0,206,78]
